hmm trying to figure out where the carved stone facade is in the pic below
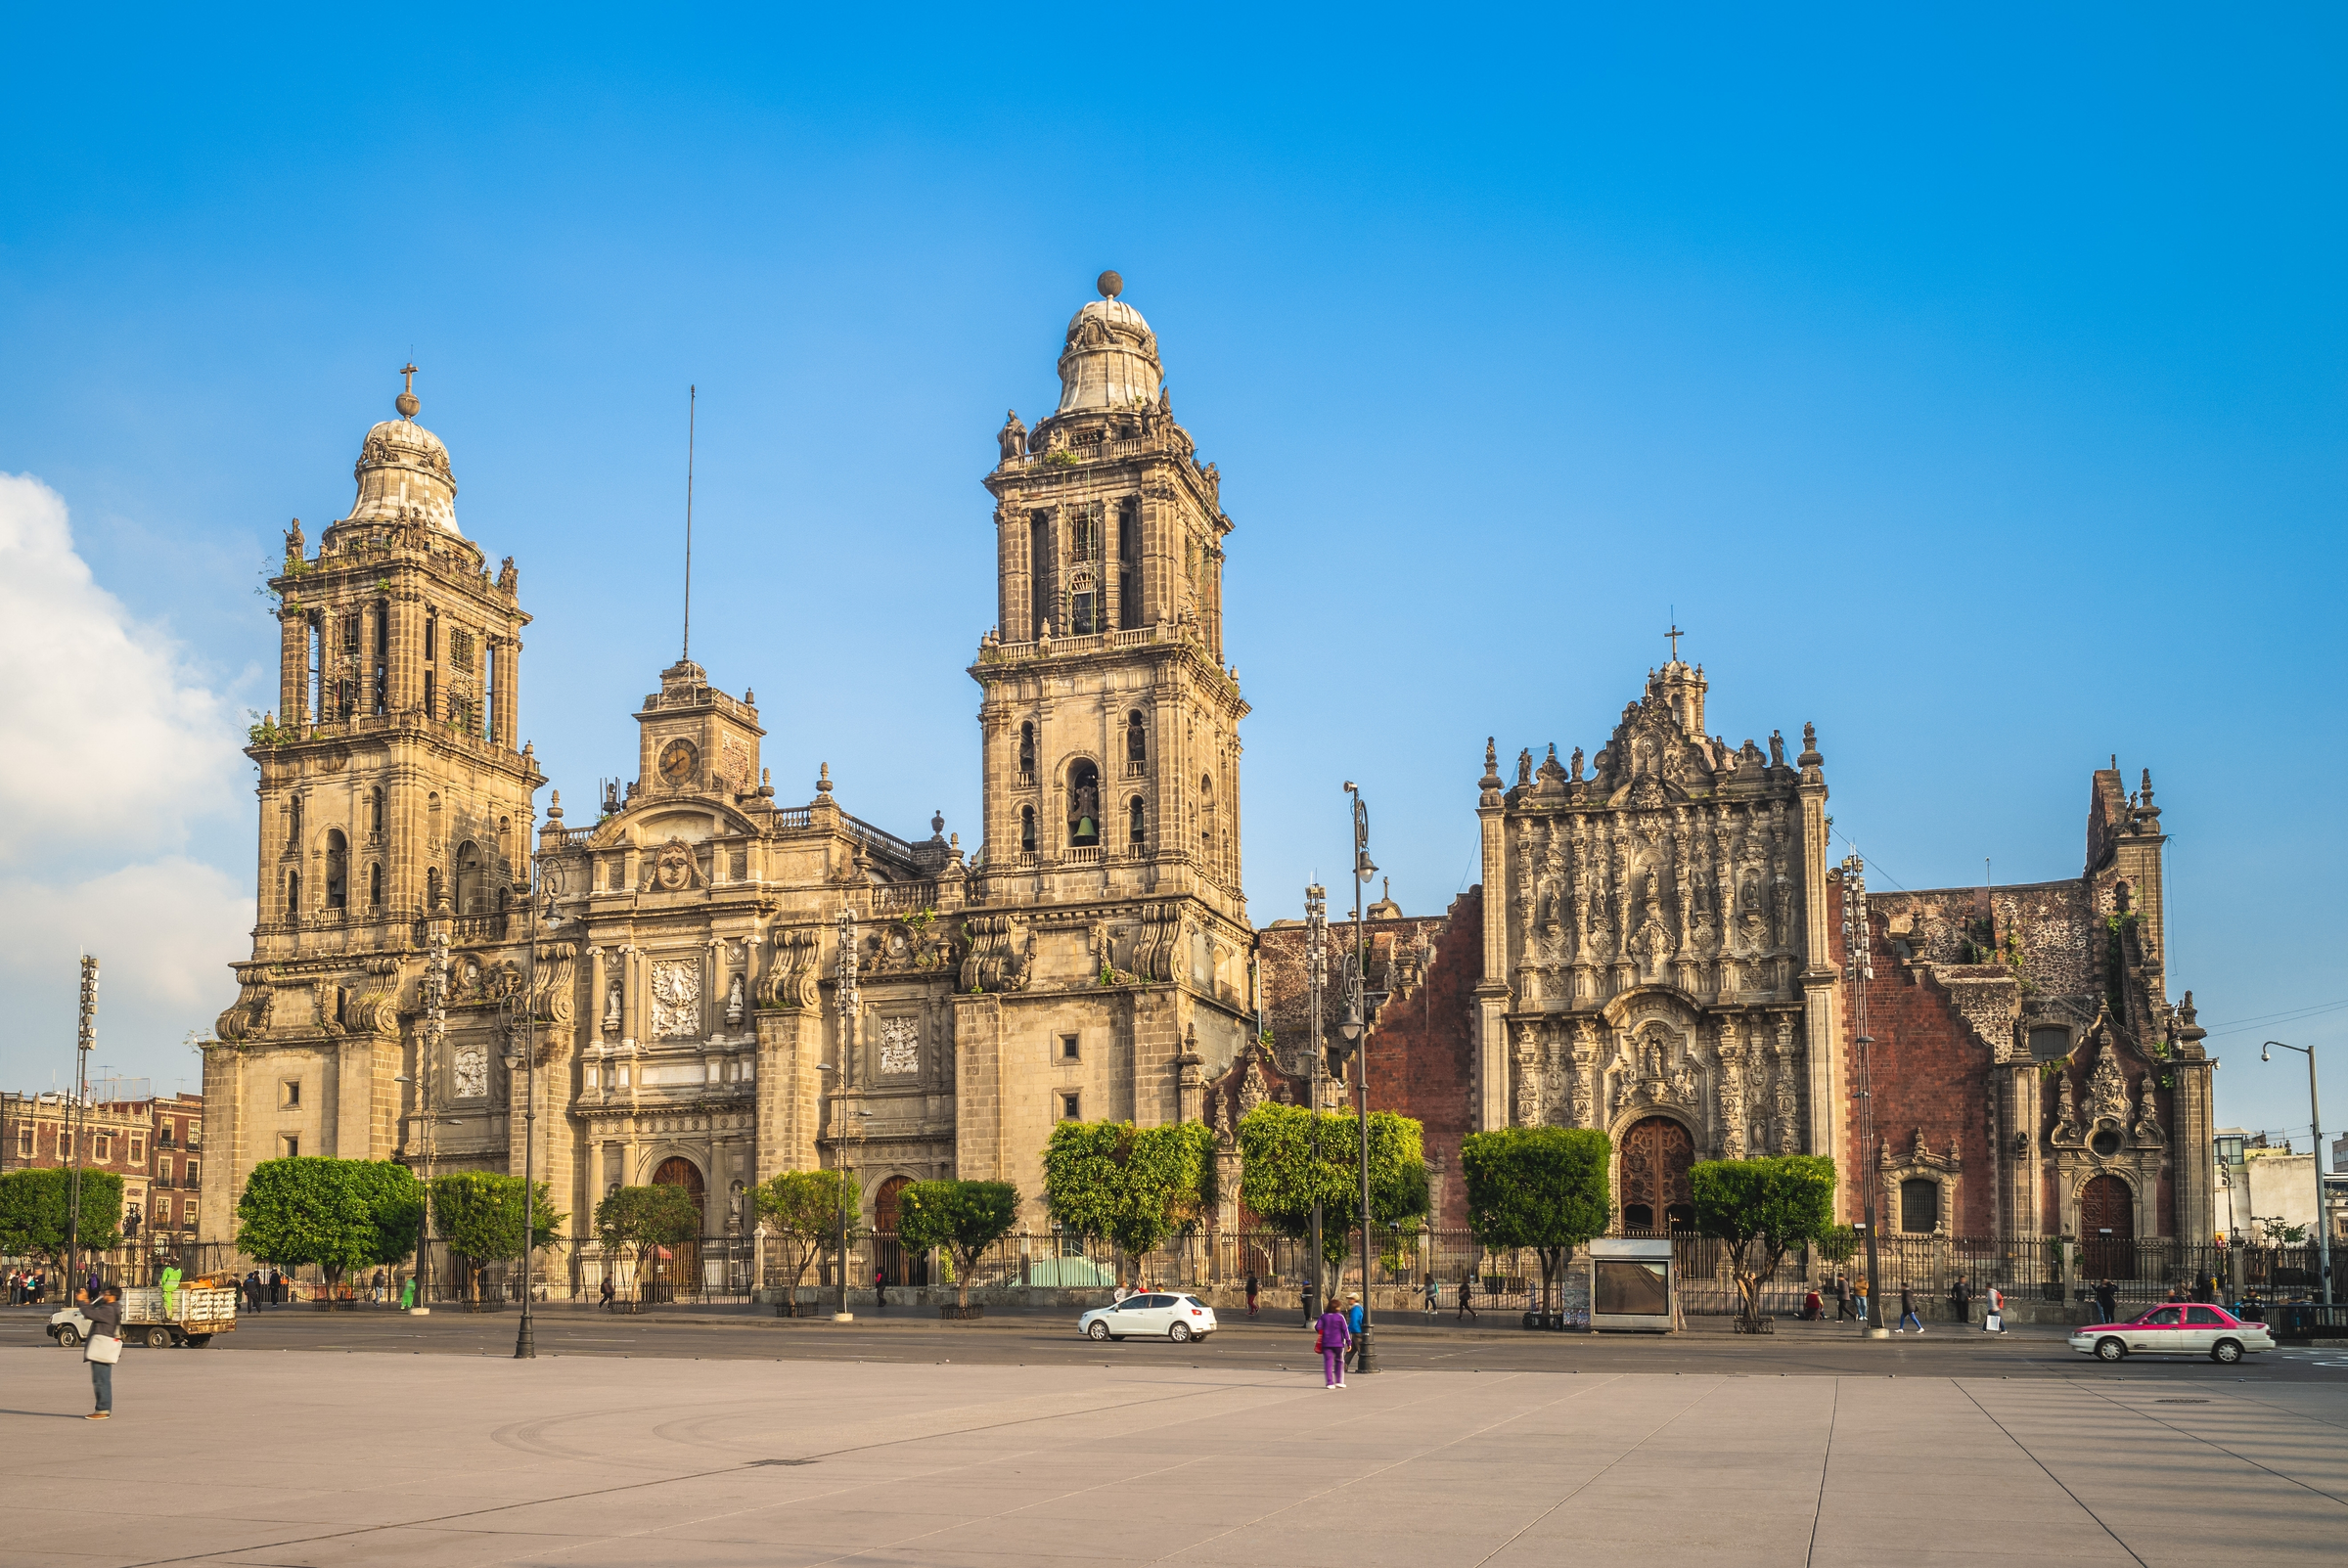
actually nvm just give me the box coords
[1474,660,1838,1226]
[202,280,1258,1270]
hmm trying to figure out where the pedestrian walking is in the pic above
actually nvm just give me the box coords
[1347,1295,1365,1338]
[269,1268,285,1305]
[1984,1282,2006,1333]
[1422,1273,1440,1317]
[1315,1297,1352,1389]
[82,1282,123,1420]
[1833,1274,1852,1322]
[1457,1266,1477,1321]
[1897,1283,1923,1333]
[600,1274,616,1312]
[371,1269,386,1304]
[1245,1273,1259,1319]
[873,1267,886,1312]
[2094,1278,2118,1323]
[400,1274,417,1311]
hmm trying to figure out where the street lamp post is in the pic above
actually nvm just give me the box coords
[1841,856,1885,1338]
[501,869,562,1359]
[68,956,97,1298]
[1342,782,1379,1374]
[2263,1040,2332,1306]
[1303,883,1327,1327]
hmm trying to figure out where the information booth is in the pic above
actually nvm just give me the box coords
[1589,1237,1676,1332]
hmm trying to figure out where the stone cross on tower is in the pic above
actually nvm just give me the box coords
[1665,623,1685,662]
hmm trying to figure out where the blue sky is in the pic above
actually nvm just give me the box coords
[2,6,2340,1151]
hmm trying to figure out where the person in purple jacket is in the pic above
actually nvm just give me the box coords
[1316,1297,1353,1390]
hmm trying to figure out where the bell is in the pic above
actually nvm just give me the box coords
[1076,816,1097,839]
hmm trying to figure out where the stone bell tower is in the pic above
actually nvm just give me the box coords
[955,274,1255,1217]
[203,370,542,1245]
[972,272,1247,923]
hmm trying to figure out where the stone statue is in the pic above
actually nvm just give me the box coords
[497,556,518,595]
[725,972,745,1026]
[1769,730,1785,768]
[1517,748,1533,786]
[603,980,621,1031]
[284,518,305,561]
[997,410,1026,463]
[1570,746,1584,782]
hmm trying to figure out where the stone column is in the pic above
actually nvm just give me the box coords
[1473,753,1511,1132]
[492,633,520,753]
[280,611,308,727]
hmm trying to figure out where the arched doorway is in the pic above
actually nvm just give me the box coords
[873,1175,920,1286]
[651,1156,705,1301]
[2080,1173,2136,1281]
[1620,1117,1695,1232]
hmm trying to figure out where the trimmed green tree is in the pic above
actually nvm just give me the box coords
[752,1169,860,1312]
[593,1183,702,1308]
[235,1158,422,1297]
[1237,1102,1430,1298]
[0,1168,125,1264]
[894,1180,1019,1310]
[429,1172,563,1305]
[1460,1127,1611,1319]
[1040,1120,1217,1284]
[1691,1155,1839,1330]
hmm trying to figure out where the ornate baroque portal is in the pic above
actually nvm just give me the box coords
[1474,656,1840,1225]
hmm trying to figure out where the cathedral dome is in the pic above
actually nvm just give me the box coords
[341,373,462,535]
[1056,275,1162,415]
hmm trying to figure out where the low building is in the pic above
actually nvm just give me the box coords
[1,1088,204,1260]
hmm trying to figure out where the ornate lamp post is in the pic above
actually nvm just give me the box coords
[2262,1040,2332,1305]
[499,867,562,1358]
[1341,782,1379,1374]
[1303,883,1327,1326]
[68,956,97,1297]
[1841,856,1885,1338]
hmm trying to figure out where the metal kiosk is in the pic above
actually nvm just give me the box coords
[1590,1238,1676,1332]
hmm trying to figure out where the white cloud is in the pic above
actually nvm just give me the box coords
[0,471,245,867]
[0,857,252,1088]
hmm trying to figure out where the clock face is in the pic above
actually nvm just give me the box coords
[658,739,699,787]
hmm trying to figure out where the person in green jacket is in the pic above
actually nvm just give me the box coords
[158,1261,183,1318]
[399,1275,417,1311]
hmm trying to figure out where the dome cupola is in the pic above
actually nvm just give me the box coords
[1055,271,1162,415]
[342,364,462,535]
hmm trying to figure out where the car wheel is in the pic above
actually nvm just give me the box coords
[2211,1338,2242,1365]
[1087,1321,1109,1341]
[56,1326,81,1349]
[1170,1322,1193,1343]
[147,1326,174,1349]
[2094,1336,2126,1362]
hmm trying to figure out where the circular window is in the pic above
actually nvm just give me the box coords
[2090,1124,2123,1158]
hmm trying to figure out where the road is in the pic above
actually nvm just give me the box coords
[10,1301,2343,1381]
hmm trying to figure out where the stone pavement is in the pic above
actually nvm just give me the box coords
[4,1347,2342,1566]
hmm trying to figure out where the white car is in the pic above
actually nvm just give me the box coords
[1080,1292,1217,1343]
[2068,1303,2276,1364]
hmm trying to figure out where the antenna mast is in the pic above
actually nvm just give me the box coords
[683,384,697,661]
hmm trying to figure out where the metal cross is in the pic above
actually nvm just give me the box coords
[1665,623,1684,662]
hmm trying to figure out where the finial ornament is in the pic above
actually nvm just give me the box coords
[396,363,420,421]
[816,762,833,796]
[1097,270,1123,298]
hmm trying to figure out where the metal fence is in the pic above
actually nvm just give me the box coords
[26,1230,2318,1316]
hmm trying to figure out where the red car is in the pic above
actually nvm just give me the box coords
[2069,1303,2275,1364]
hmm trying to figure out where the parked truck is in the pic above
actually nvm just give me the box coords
[49,1284,238,1348]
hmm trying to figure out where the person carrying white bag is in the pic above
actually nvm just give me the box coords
[82,1281,123,1418]
[1983,1282,2006,1334]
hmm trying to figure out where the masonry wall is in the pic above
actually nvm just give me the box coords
[1360,890,1480,1228]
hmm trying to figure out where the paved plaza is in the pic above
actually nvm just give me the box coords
[6,1336,2345,1567]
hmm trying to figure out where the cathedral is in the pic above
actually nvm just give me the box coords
[200,276,1257,1262]
[199,274,2219,1277]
